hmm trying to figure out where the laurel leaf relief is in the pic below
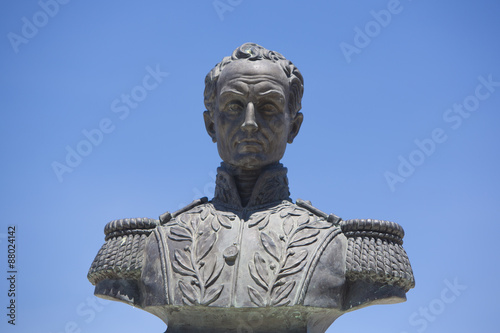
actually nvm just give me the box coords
[169,210,225,306]
[289,229,320,248]
[277,249,308,280]
[260,230,282,262]
[248,206,334,307]
[179,280,198,305]
[248,208,279,230]
[248,285,266,307]
[283,215,295,236]
[272,280,295,306]
[246,213,307,306]
[202,206,235,232]
[248,252,270,292]
[168,225,192,242]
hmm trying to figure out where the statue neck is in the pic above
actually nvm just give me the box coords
[232,167,262,207]
[222,162,279,207]
[215,162,290,208]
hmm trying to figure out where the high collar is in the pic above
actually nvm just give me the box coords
[213,162,291,209]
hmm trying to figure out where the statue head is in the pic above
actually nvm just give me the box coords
[203,43,304,170]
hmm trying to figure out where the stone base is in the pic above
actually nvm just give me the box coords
[144,305,343,333]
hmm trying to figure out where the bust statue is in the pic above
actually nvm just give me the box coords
[88,43,414,333]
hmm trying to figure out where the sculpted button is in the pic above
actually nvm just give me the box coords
[223,245,239,262]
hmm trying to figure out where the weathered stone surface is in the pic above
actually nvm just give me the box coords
[88,43,414,332]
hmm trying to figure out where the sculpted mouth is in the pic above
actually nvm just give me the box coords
[235,138,266,151]
[237,139,262,144]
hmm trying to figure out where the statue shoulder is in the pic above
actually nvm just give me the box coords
[87,198,209,305]
[88,217,160,287]
[295,202,415,310]
[168,197,209,221]
[340,218,415,304]
[88,196,210,285]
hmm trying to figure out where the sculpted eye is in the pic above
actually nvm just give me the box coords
[225,102,243,113]
[260,103,278,114]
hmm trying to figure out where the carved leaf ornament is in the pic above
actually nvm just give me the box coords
[248,205,331,307]
[168,205,236,305]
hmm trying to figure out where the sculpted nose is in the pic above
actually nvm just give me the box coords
[241,102,258,132]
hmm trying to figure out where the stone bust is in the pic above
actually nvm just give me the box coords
[88,43,414,333]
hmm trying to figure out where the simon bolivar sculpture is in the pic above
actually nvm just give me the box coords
[88,43,414,333]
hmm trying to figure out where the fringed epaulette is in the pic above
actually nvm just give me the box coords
[87,217,160,286]
[341,219,415,292]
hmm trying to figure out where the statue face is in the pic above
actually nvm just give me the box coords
[204,60,303,170]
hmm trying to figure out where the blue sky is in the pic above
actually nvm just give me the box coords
[1,0,499,332]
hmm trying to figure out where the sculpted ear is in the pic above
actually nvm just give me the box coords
[203,111,217,143]
[287,112,303,144]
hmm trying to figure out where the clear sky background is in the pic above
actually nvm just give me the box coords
[1,0,499,332]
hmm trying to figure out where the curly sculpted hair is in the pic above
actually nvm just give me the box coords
[204,43,304,117]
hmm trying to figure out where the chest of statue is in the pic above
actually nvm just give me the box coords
[141,200,343,309]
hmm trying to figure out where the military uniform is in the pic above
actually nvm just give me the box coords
[88,163,414,333]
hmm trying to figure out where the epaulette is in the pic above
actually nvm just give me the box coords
[88,217,160,286]
[340,219,415,292]
[103,217,160,240]
[87,198,211,286]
